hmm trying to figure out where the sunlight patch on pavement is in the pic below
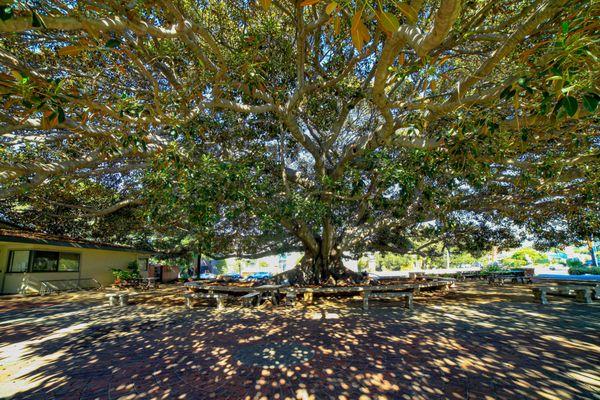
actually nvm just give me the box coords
[540,335,600,353]
[0,321,91,398]
[307,311,340,319]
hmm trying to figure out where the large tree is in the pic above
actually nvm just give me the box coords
[0,0,597,282]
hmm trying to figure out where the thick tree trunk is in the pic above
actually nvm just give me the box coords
[277,244,362,285]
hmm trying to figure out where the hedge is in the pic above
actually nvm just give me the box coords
[569,266,600,275]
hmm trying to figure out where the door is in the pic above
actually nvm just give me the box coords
[154,264,162,282]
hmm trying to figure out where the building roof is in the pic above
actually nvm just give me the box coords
[0,229,153,254]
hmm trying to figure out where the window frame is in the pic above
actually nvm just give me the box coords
[137,257,149,272]
[6,250,31,273]
[5,249,81,273]
[58,252,81,272]
[30,250,60,272]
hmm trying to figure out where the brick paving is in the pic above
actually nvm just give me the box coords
[0,282,599,400]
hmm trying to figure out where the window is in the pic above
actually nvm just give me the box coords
[8,250,30,272]
[31,251,59,272]
[138,258,148,272]
[59,253,80,272]
[6,250,80,273]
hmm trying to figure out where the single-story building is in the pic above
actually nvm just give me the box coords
[147,263,179,283]
[0,228,153,295]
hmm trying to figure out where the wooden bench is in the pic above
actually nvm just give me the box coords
[363,291,413,310]
[106,290,164,306]
[184,292,228,310]
[532,286,594,305]
[284,292,296,306]
[240,292,260,307]
[488,275,530,286]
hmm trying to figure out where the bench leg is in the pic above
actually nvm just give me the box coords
[285,293,296,306]
[413,286,420,295]
[242,297,257,308]
[575,290,592,304]
[216,297,224,310]
[118,294,129,306]
[363,291,370,310]
[593,286,600,300]
[108,296,118,306]
[405,295,413,310]
[534,290,549,305]
[303,292,313,305]
[186,297,193,309]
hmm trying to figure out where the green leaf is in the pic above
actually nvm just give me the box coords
[378,11,400,34]
[57,107,65,123]
[582,93,599,113]
[500,86,516,100]
[559,96,578,117]
[325,2,337,15]
[561,21,569,34]
[0,6,13,21]
[105,38,121,48]
[396,3,418,25]
[539,91,551,115]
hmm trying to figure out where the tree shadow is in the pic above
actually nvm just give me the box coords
[1,283,599,399]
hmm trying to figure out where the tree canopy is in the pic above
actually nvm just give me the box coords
[0,0,598,282]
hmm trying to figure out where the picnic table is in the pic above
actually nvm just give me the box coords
[183,279,452,308]
[532,285,596,304]
[455,271,482,281]
[117,277,159,290]
[487,270,531,285]
[184,282,286,306]
[280,279,453,305]
[531,275,600,302]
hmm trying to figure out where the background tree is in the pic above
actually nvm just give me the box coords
[0,0,597,283]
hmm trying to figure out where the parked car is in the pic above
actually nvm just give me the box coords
[246,272,272,281]
[223,273,242,281]
[199,272,216,280]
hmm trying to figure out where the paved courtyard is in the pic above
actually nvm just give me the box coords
[0,282,599,400]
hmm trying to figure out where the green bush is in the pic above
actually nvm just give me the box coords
[126,260,140,276]
[212,259,227,274]
[480,264,502,275]
[566,258,583,268]
[501,257,528,268]
[356,257,367,271]
[111,268,135,281]
[375,253,414,271]
[112,261,141,282]
[569,266,600,275]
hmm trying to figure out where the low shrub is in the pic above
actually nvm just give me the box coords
[566,258,583,268]
[569,266,600,275]
[111,267,139,282]
[480,264,502,275]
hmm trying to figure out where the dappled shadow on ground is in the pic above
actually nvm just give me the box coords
[1,282,599,400]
